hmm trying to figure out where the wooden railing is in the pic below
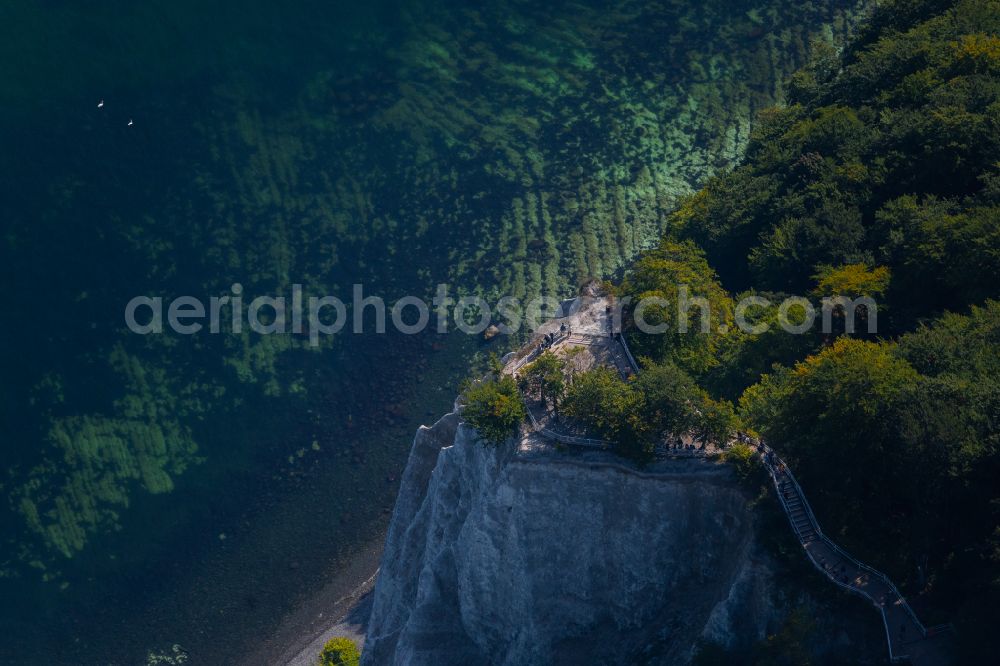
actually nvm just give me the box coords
[616,332,641,373]
[508,332,570,374]
[523,401,608,449]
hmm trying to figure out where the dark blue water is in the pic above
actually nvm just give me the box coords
[0,3,464,662]
[0,0,857,661]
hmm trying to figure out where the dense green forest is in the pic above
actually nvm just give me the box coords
[614,0,999,659]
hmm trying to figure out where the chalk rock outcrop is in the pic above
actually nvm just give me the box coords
[362,409,785,666]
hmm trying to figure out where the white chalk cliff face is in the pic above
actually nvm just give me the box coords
[362,408,781,666]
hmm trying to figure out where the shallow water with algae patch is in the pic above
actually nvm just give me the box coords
[0,0,862,661]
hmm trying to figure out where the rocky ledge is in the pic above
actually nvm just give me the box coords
[362,406,795,665]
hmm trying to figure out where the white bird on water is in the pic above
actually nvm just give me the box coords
[127,119,134,127]
[97,99,104,109]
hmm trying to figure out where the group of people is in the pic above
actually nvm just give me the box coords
[667,436,705,454]
[818,557,854,586]
[538,324,570,352]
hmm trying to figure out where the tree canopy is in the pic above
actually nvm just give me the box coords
[461,375,526,446]
[561,368,653,460]
[519,351,568,412]
[318,637,360,666]
[560,362,739,459]
[619,239,734,376]
[618,1,1000,658]
[672,0,1000,331]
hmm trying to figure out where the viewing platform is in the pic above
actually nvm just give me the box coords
[502,294,720,459]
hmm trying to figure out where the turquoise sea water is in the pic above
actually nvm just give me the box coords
[0,0,858,662]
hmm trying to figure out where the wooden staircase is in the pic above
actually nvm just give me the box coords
[760,445,953,665]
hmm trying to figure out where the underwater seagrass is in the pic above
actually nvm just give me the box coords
[0,0,862,578]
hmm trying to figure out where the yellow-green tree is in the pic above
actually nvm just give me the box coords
[812,263,890,299]
[561,368,653,460]
[620,239,733,376]
[318,637,360,666]
[519,351,568,411]
[461,376,526,446]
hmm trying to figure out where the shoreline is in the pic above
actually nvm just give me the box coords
[245,529,384,666]
[233,337,478,666]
